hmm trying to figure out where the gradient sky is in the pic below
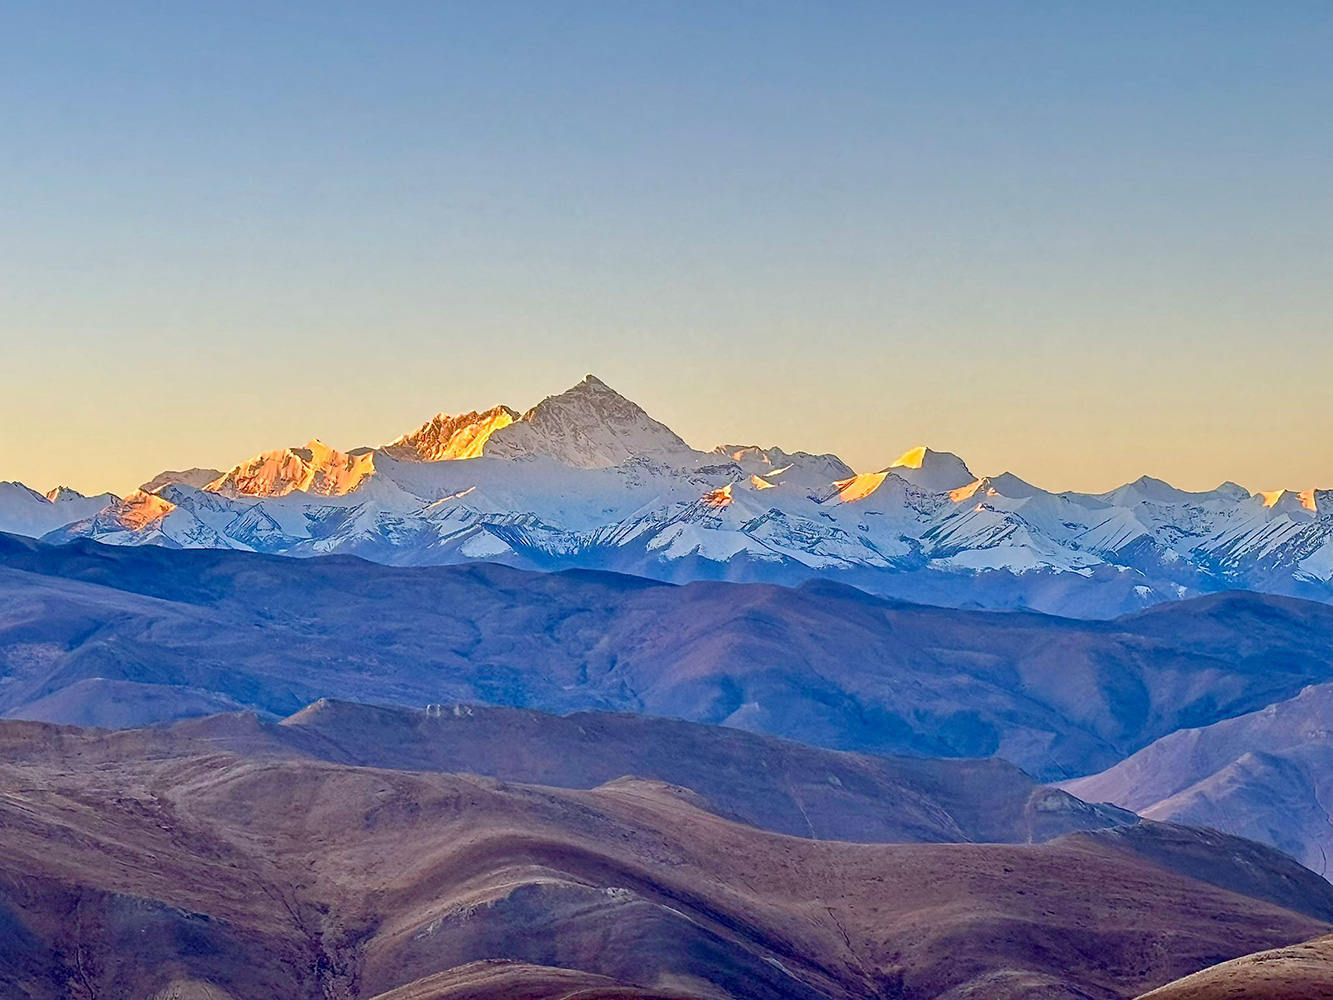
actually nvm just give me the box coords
[2,2,1331,496]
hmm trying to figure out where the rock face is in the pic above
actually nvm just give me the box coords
[6,375,1333,619]
[384,406,519,462]
[0,715,1331,1000]
[206,439,378,497]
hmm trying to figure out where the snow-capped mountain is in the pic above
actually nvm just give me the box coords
[6,374,1333,618]
[207,439,378,497]
[0,482,120,539]
[482,374,696,468]
[383,405,519,462]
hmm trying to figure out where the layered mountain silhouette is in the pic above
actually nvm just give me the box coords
[2,709,1333,1000]
[7,376,1333,996]
[3,375,1332,618]
[1068,681,1333,879]
[5,534,1333,780]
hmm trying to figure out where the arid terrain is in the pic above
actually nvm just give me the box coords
[1137,934,1333,999]
[2,711,1333,1000]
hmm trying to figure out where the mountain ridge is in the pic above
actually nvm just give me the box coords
[5,533,1333,779]
[4,375,1333,618]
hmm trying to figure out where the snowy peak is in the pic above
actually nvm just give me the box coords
[482,374,696,469]
[1260,488,1322,517]
[140,468,225,495]
[384,405,520,462]
[1101,475,1194,506]
[117,490,176,530]
[0,482,120,539]
[207,440,377,497]
[949,473,1047,504]
[713,444,791,469]
[712,444,853,487]
[887,447,975,492]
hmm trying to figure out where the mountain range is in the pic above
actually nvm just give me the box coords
[1066,680,1333,879]
[3,704,1333,1000]
[7,534,1333,780]
[4,375,1332,618]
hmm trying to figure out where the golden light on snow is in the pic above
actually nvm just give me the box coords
[207,440,377,497]
[119,490,175,530]
[388,407,516,462]
[890,446,929,471]
[750,474,777,490]
[1260,489,1319,513]
[834,471,888,503]
[949,479,991,503]
[702,484,734,508]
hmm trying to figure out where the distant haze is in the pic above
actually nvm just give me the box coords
[1,3,1330,495]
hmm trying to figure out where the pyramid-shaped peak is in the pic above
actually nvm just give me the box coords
[483,376,696,469]
[540,374,634,408]
[886,447,974,492]
[890,446,932,471]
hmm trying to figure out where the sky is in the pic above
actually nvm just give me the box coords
[1,2,1330,495]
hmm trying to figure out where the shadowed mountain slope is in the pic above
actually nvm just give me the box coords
[2,719,1333,1000]
[162,699,1131,845]
[1065,681,1333,878]
[5,535,1333,778]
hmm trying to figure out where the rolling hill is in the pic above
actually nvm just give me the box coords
[5,535,1333,778]
[2,715,1332,1000]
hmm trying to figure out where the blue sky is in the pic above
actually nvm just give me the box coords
[2,2,1331,493]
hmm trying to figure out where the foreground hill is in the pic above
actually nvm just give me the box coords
[5,535,1333,778]
[1,717,1332,1000]
[1066,682,1333,877]
[1137,934,1333,999]
[6,376,1333,618]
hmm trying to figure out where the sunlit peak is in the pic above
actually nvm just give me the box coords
[702,484,734,508]
[1260,489,1318,513]
[119,490,176,530]
[950,479,992,503]
[890,446,930,471]
[834,470,888,503]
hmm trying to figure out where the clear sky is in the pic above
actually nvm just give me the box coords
[2,2,1330,495]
